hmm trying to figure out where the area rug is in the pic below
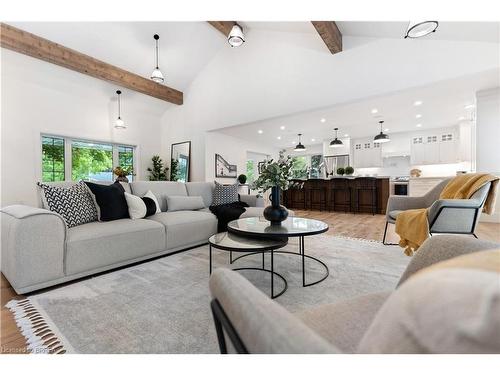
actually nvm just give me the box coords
[6,235,409,353]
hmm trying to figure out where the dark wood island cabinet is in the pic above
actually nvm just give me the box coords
[284,177,390,214]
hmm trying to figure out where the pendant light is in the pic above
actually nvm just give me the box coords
[150,34,164,83]
[329,127,344,148]
[404,21,439,39]
[374,121,390,143]
[114,90,126,129]
[227,24,245,47]
[294,133,306,152]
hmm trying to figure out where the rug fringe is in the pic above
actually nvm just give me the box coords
[5,299,66,354]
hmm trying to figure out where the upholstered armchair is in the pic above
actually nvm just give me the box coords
[383,178,492,244]
[208,236,500,354]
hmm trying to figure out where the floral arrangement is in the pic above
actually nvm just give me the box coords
[113,166,134,178]
[251,151,294,193]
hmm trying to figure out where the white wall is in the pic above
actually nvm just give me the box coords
[1,49,167,207]
[205,132,277,183]
[476,87,500,223]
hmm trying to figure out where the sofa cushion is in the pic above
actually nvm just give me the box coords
[85,181,129,221]
[129,181,187,212]
[185,182,215,207]
[148,211,217,250]
[65,219,165,275]
[295,291,391,353]
[212,181,239,206]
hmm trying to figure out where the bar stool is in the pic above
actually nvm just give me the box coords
[329,178,351,213]
[308,181,327,211]
[353,177,378,215]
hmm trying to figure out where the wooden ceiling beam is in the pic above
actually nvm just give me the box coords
[207,21,236,36]
[311,21,342,54]
[0,23,183,105]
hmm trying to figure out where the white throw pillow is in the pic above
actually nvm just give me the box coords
[144,190,161,214]
[124,192,147,220]
[166,196,205,212]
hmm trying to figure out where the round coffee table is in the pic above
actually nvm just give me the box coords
[227,217,329,287]
[208,232,288,299]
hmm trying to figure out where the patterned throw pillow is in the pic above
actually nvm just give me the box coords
[37,181,98,228]
[212,181,239,206]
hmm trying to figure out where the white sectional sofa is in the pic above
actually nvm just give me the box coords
[1,181,265,294]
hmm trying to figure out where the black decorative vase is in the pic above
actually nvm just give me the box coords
[263,186,289,225]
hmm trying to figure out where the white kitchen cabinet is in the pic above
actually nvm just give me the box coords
[410,136,424,164]
[439,133,458,163]
[353,139,382,168]
[410,130,459,165]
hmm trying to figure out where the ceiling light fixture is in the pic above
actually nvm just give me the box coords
[371,108,378,114]
[227,24,245,47]
[374,121,390,143]
[416,123,422,128]
[416,114,422,119]
[150,34,164,83]
[280,125,285,130]
[414,100,423,106]
[114,90,126,129]
[344,134,349,137]
[404,21,439,39]
[294,134,306,152]
[464,104,475,110]
[277,136,281,140]
[329,128,344,148]
[258,130,263,134]
[311,138,315,142]
[320,118,326,123]
[458,116,466,121]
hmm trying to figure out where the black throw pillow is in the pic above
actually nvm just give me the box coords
[85,181,129,221]
[142,197,157,217]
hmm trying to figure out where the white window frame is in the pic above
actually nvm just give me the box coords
[40,134,137,182]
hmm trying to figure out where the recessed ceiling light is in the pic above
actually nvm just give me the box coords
[258,130,263,134]
[415,114,422,119]
[292,141,296,144]
[458,116,466,121]
[371,108,378,114]
[311,138,315,142]
[320,118,326,123]
[416,123,422,127]
[384,128,389,132]
[414,100,423,106]
[277,136,281,140]
[280,125,285,130]
[464,104,475,110]
[344,134,349,137]
[404,21,439,39]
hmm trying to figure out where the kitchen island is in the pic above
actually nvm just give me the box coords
[283,177,390,214]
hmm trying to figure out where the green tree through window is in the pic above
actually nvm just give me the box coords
[246,160,255,183]
[42,136,65,182]
[72,141,113,181]
[118,146,134,181]
[291,156,308,179]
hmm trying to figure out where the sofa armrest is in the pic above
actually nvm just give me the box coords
[1,205,67,293]
[386,196,427,220]
[397,235,499,287]
[239,194,265,207]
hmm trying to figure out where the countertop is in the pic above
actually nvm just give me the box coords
[409,176,453,180]
[294,176,391,180]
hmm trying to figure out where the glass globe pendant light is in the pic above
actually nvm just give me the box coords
[114,90,126,129]
[150,34,164,83]
[404,21,439,38]
[227,24,245,47]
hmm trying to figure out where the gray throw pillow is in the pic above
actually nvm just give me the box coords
[166,196,205,212]
[212,181,239,206]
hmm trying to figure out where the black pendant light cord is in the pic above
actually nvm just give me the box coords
[154,34,160,69]
[116,90,121,118]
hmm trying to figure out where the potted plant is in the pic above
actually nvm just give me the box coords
[113,166,134,183]
[251,151,293,225]
[238,174,247,184]
[147,155,169,181]
[336,167,345,176]
[345,166,354,176]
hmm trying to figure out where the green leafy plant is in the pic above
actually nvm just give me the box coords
[345,166,354,175]
[251,151,294,193]
[147,155,169,181]
[238,174,247,184]
[170,158,179,181]
[336,167,345,176]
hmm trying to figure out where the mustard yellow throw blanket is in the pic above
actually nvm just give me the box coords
[396,173,499,256]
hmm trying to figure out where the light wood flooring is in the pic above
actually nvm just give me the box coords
[1,211,498,354]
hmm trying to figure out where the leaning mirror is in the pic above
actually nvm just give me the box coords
[170,141,191,182]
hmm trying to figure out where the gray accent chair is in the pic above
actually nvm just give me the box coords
[383,178,492,244]
[209,235,499,354]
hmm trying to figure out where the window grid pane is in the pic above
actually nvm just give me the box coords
[71,141,113,181]
[118,145,134,182]
[42,136,65,182]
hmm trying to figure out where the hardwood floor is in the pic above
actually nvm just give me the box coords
[1,211,498,354]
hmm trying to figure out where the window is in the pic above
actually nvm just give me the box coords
[310,155,323,178]
[41,135,135,182]
[291,156,308,179]
[42,136,65,182]
[118,146,134,182]
[246,160,255,183]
